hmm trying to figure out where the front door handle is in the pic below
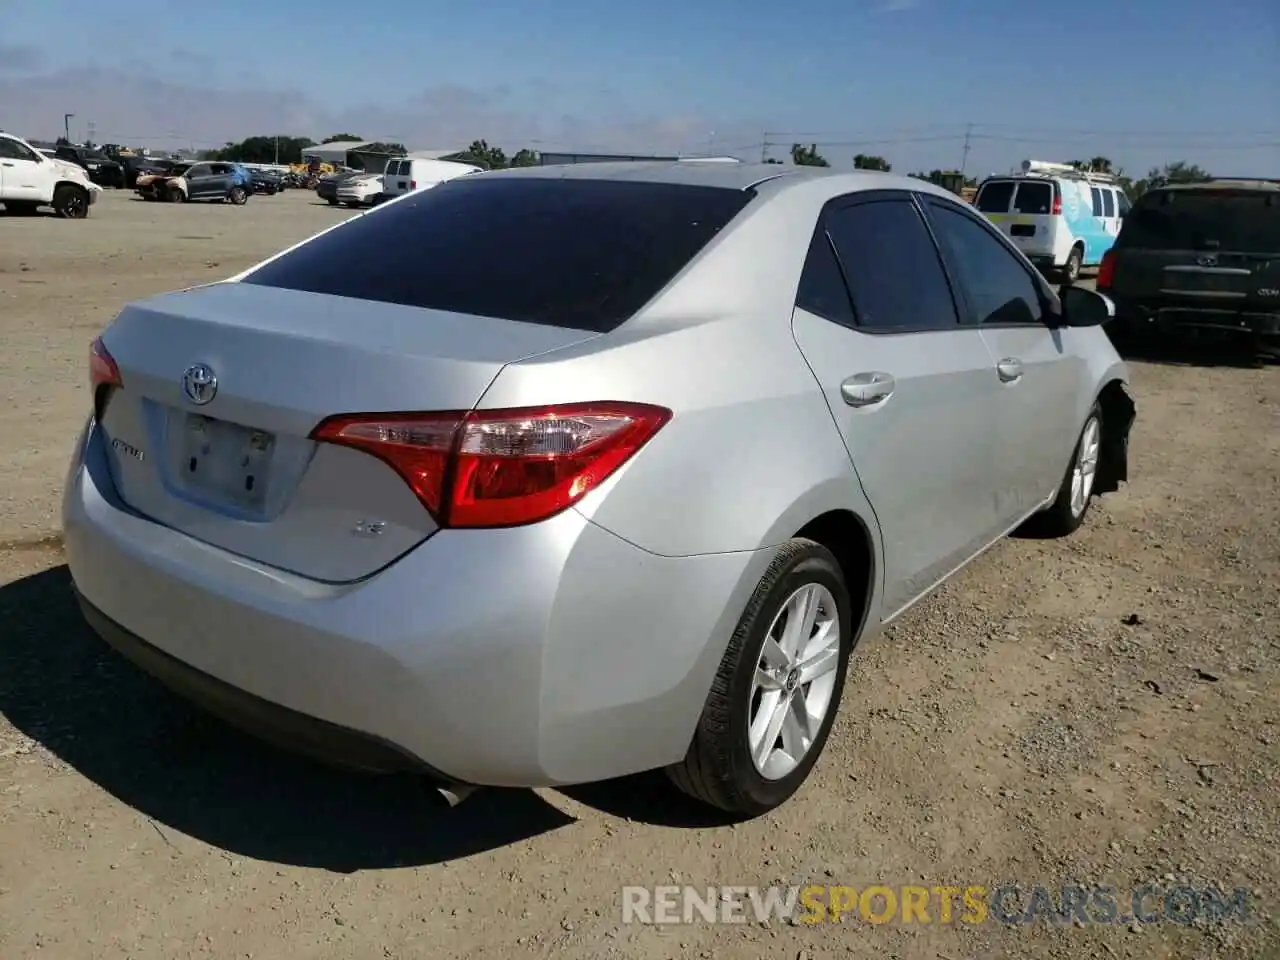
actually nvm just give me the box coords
[0,162,14,167]
[996,357,1023,383]
[841,371,895,407]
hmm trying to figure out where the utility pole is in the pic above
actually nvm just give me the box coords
[760,132,770,163]
[274,135,280,165]
[63,113,74,142]
[960,122,972,177]
[87,120,96,146]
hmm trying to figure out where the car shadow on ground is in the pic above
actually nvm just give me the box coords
[0,564,722,871]
[1108,329,1279,369]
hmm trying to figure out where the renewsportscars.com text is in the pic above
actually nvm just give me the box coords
[621,884,1252,926]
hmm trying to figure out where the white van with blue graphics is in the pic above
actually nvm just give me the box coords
[974,160,1131,282]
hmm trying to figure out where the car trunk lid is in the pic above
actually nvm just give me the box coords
[95,281,598,582]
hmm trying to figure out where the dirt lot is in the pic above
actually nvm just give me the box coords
[1,189,1277,960]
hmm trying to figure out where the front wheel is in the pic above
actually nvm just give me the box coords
[228,186,248,205]
[667,538,853,817]
[1021,405,1102,538]
[52,184,89,219]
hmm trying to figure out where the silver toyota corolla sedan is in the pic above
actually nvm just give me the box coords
[64,162,1136,816]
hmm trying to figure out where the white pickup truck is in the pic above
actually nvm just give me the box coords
[0,132,101,218]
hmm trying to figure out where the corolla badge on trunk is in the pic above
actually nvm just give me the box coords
[182,363,218,405]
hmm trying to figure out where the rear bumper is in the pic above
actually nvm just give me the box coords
[1110,297,1280,336]
[76,591,451,777]
[62,418,768,786]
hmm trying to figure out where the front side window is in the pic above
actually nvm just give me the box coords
[925,201,1045,327]
[0,137,39,162]
[823,198,960,332]
[243,177,754,332]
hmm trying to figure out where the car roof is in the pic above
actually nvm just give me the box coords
[1146,178,1280,194]
[479,160,963,203]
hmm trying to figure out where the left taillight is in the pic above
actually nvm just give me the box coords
[311,401,672,529]
[89,336,121,392]
[1096,249,1117,291]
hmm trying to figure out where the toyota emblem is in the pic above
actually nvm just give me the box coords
[182,363,218,405]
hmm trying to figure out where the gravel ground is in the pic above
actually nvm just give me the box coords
[1,189,1277,960]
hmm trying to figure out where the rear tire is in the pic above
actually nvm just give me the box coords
[1059,246,1083,284]
[1021,404,1103,538]
[52,184,89,219]
[326,197,338,206]
[667,538,853,817]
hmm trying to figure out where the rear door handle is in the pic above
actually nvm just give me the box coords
[996,357,1023,383]
[841,371,895,407]
[1,162,13,167]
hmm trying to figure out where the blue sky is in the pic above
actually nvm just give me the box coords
[1,0,1276,176]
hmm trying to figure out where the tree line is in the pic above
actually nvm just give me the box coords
[199,133,1215,199]
[203,134,540,169]
[785,143,1212,199]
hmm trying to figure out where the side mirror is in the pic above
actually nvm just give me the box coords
[1059,285,1116,327]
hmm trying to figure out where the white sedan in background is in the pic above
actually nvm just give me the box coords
[336,173,385,208]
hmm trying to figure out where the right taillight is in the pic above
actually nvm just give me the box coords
[1097,249,1117,291]
[311,402,671,528]
[89,336,121,392]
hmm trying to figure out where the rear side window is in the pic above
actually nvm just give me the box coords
[795,230,856,326]
[1102,190,1115,217]
[823,198,960,332]
[1119,188,1280,252]
[1090,187,1103,217]
[1013,182,1052,215]
[976,181,1015,213]
[385,160,402,176]
[242,177,754,332]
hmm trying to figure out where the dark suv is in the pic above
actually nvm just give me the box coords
[54,145,126,188]
[1099,178,1280,351]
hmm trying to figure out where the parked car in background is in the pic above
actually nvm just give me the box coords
[67,162,1134,817]
[247,168,283,195]
[1100,176,1280,353]
[136,161,252,204]
[117,155,175,189]
[380,157,481,201]
[54,144,126,189]
[974,160,1129,283]
[0,132,100,218]
[336,171,384,208]
[315,168,365,205]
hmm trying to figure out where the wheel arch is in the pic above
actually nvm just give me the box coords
[1095,377,1136,494]
[792,509,878,647]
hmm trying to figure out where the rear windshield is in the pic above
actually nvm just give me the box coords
[1013,181,1053,215]
[1120,188,1280,252]
[242,177,754,332]
[385,160,403,176]
[975,181,1015,213]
